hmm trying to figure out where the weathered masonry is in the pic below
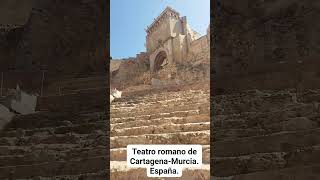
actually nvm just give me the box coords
[146,6,208,72]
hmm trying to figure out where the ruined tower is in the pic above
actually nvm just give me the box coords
[146,6,200,72]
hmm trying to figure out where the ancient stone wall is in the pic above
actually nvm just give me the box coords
[213,0,320,92]
[110,53,150,88]
[111,7,210,88]
[146,7,182,53]
[187,35,209,63]
[146,18,172,53]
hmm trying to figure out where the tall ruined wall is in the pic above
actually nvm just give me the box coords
[187,35,209,63]
[146,18,172,53]
[213,0,320,93]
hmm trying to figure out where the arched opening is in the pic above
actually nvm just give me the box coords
[154,51,168,72]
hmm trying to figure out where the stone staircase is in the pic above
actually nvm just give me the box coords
[0,111,108,179]
[110,87,210,179]
[0,77,108,179]
[212,89,320,179]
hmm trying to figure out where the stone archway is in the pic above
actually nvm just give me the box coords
[154,51,168,72]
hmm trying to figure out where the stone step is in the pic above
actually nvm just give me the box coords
[0,144,108,159]
[213,117,319,141]
[112,93,208,103]
[0,133,108,147]
[212,145,320,177]
[110,145,210,163]
[213,89,295,103]
[111,109,208,121]
[2,122,107,138]
[3,112,106,131]
[111,102,209,116]
[0,146,107,167]
[111,97,209,110]
[213,163,320,180]
[111,115,210,130]
[110,161,210,180]
[0,144,81,156]
[213,103,316,130]
[115,92,208,101]
[111,104,209,118]
[0,156,108,179]
[213,128,320,157]
[17,171,108,180]
[213,92,297,115]
[111,130,210,149]
[111,122,210,137]
[111,97,209,109]
[119,90,208,100]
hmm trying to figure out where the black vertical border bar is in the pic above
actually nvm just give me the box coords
[210,0,219,178]
[105,0,111,178]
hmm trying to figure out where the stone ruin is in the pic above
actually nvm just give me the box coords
[111,6,210,89]
[109,6,210,179]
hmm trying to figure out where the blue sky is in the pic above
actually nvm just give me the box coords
[111,0,210,59]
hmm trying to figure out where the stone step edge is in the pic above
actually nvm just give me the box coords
[111,130,210,139]
[211,163,320,179]
[0,155,107,169]
[111,116,210,128]
[212,127,320,143]
[111,122,210,137]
